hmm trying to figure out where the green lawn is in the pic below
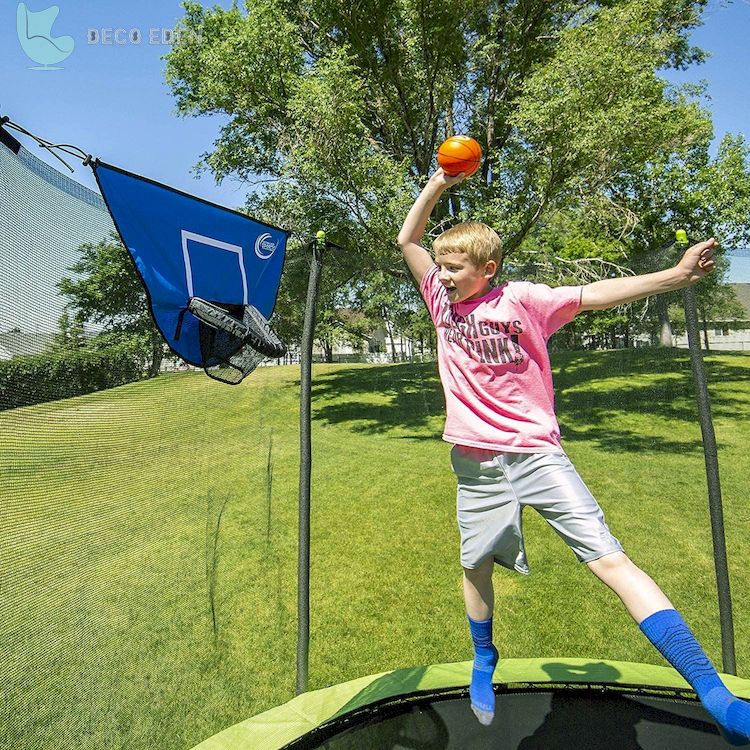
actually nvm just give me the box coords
[1,349,749,749]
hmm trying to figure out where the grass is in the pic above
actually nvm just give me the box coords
[1,348,749,749]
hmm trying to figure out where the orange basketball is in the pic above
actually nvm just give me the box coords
[437,135,482,177]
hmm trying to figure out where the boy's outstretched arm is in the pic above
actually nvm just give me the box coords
[397,169,465,284]
[580,239,719,311]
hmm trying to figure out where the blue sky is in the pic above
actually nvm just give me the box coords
[3,0,750,278]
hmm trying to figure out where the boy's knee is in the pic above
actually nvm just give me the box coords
[587,550,632,576]
[463,558,494,580]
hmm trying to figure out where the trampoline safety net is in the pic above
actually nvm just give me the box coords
[0,137,294,750]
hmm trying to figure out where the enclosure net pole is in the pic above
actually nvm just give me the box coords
[682,280,737,675]
[297,234,325,695]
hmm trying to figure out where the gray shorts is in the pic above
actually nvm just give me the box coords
[451,446,623,575]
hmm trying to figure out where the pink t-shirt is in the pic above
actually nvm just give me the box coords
[419,264,582,452]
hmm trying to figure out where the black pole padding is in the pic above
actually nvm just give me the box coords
[297,236,325,696]
[682,283,737,675]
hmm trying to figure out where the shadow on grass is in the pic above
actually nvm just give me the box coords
[555,349,749,454]
[554,348,750,397]
[295,351,749,451]
[307,362,444,437]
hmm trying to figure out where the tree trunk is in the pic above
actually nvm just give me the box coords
[445,108,461,217]
[318,339,333,363]
[656,297,673,347]
[380,306,398,362]
[387,324,398,362]
[150,333,163,377]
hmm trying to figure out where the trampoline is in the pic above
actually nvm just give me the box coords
[192,658,750,749]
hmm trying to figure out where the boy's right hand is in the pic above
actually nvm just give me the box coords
[428,168,467,190]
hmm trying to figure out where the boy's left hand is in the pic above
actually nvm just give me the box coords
[677,238,718,283]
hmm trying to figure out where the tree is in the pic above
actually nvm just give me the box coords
[164,0,712,335]
[512,211,633,349]
[57,233,164,376]
[349,270,418,361]
[605,132,750,345]
[53,310,86,352]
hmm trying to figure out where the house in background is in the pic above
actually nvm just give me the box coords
[310,324,418,363]
[672,283,750,351]
[310,308,423,363]
[0,329,56,360]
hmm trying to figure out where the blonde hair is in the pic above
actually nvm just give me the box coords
[433,221,502,268]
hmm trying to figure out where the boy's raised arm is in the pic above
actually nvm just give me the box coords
[397,169,465,284]
[580,239,718,311]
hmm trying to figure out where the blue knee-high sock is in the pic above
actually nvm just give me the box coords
[468,616,499,725]
[640,609,750,746]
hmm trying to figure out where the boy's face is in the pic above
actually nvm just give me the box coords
[436,252,497,303]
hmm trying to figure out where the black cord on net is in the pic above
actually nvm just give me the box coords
[0,116,94,172]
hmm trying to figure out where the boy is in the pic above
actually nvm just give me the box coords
[397,167,750,744]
